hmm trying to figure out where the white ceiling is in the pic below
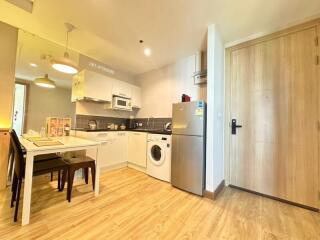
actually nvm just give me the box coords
[1,0,320,75]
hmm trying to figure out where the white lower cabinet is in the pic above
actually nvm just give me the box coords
[107,132,128,166]
[77,131,127,169]
[96,140,112,168]
[76,131,147,171]
[127,132,147,168]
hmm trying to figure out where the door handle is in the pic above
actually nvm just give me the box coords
[231,119,242,135]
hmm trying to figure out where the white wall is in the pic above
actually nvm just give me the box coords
[25,83,75,132]
[135,54,207,118]
[206,24,225,192]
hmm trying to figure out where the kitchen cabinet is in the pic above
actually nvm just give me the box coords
[127,132,147,168]
[71,75,81,102]
[96,140,112,168]
[108,132,128,165]
[72,70,113,102]
[75,130,147,170]
[131,85,142,108]
[72,70,142,111]
[76,131,127,169]
[112,79,132,99]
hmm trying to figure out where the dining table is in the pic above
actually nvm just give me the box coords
[18,135,101,226]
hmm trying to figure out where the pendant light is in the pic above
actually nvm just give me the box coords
[34,74,56,88]
[51,23,79,74]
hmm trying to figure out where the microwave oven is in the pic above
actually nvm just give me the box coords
[112,96,132,111]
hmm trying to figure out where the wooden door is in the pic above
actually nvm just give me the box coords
[229,26,319,208]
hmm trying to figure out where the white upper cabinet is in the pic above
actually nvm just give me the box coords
[72,70,142,109]
[71,70,113,102]
[131,85,142,108]
[71,76,79,102]
[112,79,132,99]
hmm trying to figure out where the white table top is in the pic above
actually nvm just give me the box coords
[19,136,100,152]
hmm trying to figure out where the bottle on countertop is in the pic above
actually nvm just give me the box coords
[64,123,70,136]
[40,127,46,137]
[120,123,126,130]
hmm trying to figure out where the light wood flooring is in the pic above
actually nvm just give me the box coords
[0,167,319,240]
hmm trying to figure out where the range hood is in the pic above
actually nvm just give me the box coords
[193,51,207,85]
[77,97,110,103]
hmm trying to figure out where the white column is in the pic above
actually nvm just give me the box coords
[206,24,225,193]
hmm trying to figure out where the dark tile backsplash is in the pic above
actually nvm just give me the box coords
[75,115,172,130]
[76,115,127,129]
[135,118,172,130]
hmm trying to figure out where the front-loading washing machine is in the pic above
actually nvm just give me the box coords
[147,134,171,182]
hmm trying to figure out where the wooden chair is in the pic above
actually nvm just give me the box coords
[9,129,69,222]
[60,156,96,202]
[8,141,61,185]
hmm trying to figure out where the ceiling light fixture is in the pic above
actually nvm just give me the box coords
[34,74,56,88]
[51,23,79,74]
[144,48,151,56]
[29,63,38,67]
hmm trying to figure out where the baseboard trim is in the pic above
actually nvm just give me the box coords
[213,180,225,200]
[100,162,127,173]
[229,185,319,212]
[204,190,214,199]
[203,180,225,200]
[127,163,146,173]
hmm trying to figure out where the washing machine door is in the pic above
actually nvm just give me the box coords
[148,143,166,166]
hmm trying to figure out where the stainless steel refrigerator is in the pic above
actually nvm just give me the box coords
[171,100,206,196]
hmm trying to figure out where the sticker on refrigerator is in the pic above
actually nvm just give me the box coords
[195,108,204,116]
[197,101,204,108]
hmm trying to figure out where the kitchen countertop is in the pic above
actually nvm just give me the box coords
[72,128,172,135]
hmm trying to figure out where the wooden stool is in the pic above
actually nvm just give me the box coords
[61,156,96,202]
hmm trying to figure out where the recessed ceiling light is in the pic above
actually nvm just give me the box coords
[29,63,38,67]
[144,48,151,56]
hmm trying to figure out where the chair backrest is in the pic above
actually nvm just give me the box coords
[10,129,25,178]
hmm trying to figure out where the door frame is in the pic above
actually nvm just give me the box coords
[224,18,320,198]
[14,80,29,134]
